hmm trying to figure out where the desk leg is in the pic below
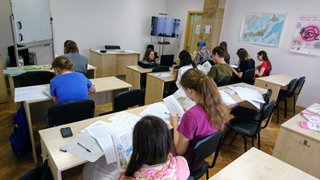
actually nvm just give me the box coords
[24,101,37,164]
[8,75,15,98]
[145,75,164,105]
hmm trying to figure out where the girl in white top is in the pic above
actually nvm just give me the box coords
[175,50,196,89]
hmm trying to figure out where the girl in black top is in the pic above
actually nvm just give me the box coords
[232,48,255,79]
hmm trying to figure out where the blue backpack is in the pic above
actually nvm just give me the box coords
[10,106,31,157]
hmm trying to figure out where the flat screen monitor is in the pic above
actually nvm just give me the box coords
[160,54,174,67]
[151,16,180,38]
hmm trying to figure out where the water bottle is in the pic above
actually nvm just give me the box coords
[18,56,24,67]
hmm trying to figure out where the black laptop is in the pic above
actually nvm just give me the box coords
[160,54,174,67]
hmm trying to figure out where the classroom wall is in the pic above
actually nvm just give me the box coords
[49,0,167,58]
[220,0,320,107]
[165,0,204,58]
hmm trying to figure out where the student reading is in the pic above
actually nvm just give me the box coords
[82,116,190,179]
[63,40,88,73]
[255,50,272,79]
[170,68,228,171]
[50,56,95,104]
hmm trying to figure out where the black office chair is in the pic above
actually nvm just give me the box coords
[276,78,298,123]
[228,101,276,152]
[47,100,95,127]
[216,76,231,87]
[17,71,55,87]
[152,65,169,72]
[241,69,255,85]
[293,76,306,114]
[188,131,223,180]
[99,89,145,116]
[230,89,272,122]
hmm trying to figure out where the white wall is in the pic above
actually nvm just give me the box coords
[165,0,204,58]
[50,0,167,58]
[220,0,320,107]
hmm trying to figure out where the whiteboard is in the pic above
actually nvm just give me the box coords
[11,0,52,44]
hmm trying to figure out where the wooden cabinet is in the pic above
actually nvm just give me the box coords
[125,65,152,89]
[273,103,320,178]
[89,49,140,78]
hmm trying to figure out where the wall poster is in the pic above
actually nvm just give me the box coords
[240,13,286,46]
[290,15,320,56]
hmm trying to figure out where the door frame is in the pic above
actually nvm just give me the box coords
[183,11,203,51]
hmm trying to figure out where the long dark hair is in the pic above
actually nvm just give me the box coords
[258,50,272,69]
[180,68,228,130]
[143,49,155,62]
[179,50,196,67]
[125,116,172,177]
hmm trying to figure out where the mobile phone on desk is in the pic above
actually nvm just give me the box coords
[60,127,73,138]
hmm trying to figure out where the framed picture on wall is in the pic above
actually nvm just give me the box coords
[289,15,320,56]
[240,13,287,46]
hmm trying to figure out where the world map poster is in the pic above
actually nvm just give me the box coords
[290,15,320,56]
[240,13,286,46]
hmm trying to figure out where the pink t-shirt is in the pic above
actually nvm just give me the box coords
[177,104,218,166]
[121,153,189,180]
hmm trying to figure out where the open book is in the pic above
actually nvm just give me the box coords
[162,88,196,118]
[197,61,212,74]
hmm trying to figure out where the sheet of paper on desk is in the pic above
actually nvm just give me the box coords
[307,107,320,115]
[85,121,117,164]
[139,102,170,122]
[229,86,264,109]
[108,111,141,128]
[156,72,172,78]
[219,90,236,105]
[14,86,50,102]
[3,69,25,75]
[61,131,104,162]
[300,111,320,123]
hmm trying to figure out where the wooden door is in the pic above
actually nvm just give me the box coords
[0,54,8,103]
[184,11,204,55]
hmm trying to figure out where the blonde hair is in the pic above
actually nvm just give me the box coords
[52,56,73,71]
[180,68,228,130]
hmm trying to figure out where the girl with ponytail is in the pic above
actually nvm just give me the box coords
[170,68,228,171]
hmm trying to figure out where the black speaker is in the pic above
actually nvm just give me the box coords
[8,45,31,67]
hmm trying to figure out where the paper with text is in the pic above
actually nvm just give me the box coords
[108,111,141,128]
[219,90,236,105]
[14,85,50,102]
[139,102,170,122]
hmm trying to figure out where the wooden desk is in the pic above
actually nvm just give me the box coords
[5,64,96,97]
[273,103,320,178]
[89,49,140,78]
[210,148,317,180]
[254,74,296,102]
[39,105,148,180]
[145,72,175,105]
[20,77,132,164]
[125,65,152,89]
[0,54,8,103]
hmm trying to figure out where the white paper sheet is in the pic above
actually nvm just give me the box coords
[155,72,172,78]
[139,102,170,122]
[228,86,265,109]
[108,111,141,128]
[14,85,50,102]
[219,90,236,105]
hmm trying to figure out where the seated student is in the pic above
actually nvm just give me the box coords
[194,41,212,65]
[50,56,95,104]
[219,41,230,64]
[170,68,228,171]
[174,50,196,89]
[63,40,88,74]
[254,50,272,79]
[82,116,190,180]
[207,46,233,82]
[142,49,156,62]
[232,48,255,79]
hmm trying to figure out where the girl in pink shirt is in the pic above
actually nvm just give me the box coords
[122,116,190,180]
[170,68,229,171]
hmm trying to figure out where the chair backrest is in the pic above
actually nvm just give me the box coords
[263,89,272,104]
[160,54,174,67]
[286,78,298,97]
[47,100,95,127]
[152,65,169,72]
[18,71,55,87]
[241,69,255,85]
[294,76,306,96]
[189,131,223,171]
[114,89,145,112]
[216,76,231,87]
[105,45,120,50]
[266,68,272,76]
[257,100,276,129]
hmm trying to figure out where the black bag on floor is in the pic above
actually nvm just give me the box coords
[19,159,53,180]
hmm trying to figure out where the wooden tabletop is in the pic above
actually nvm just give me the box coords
[39,105,148,172]
[281,103,320,142]
[255,74,296,87]
[126,65,153,73]
[210,148,317,180]
[90,76,132,92]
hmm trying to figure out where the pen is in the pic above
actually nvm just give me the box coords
[77,142,91,153]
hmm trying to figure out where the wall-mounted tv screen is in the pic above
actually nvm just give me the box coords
[151,16,180,38]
